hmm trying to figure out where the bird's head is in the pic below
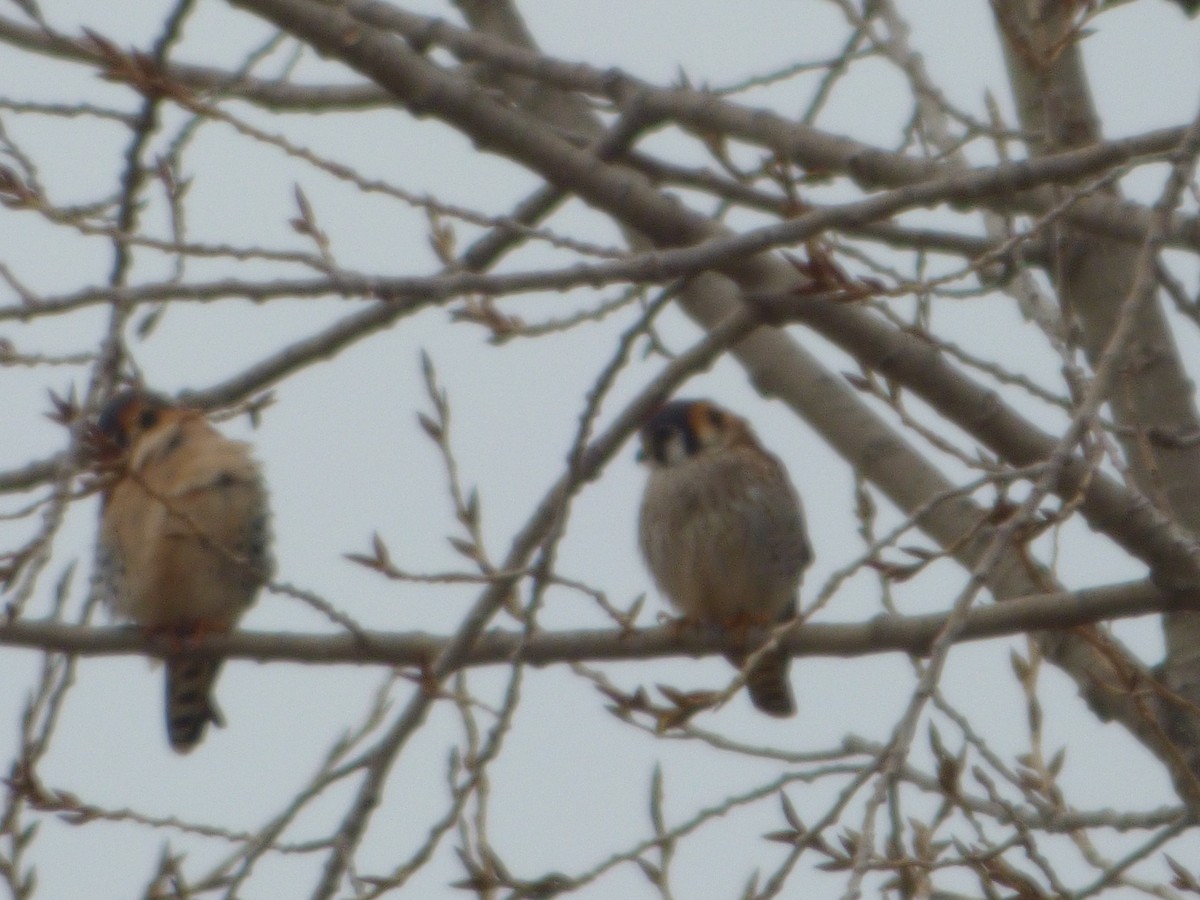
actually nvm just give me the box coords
[96,390,177,451]
[637,399,752,467]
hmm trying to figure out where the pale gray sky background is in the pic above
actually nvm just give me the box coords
[3,1,1200,897]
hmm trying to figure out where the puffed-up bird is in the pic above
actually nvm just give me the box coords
[94,390,271,752]
[638,398,812,717]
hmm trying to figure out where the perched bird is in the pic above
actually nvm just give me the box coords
[637,399,812,717]
[93,390,271,752]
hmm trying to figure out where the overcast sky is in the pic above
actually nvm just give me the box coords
[3,1,1200,897]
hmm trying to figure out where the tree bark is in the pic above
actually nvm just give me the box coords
[996,0,1200,774]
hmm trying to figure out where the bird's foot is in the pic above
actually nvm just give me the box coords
[144,619,228,656]
[656,612,706,638]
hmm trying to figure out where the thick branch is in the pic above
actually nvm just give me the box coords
[0,579,1182,667]
[999,4,1200,778]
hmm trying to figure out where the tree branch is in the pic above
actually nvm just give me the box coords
[0,579,1183,667]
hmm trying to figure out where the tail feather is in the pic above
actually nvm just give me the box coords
[729,648,796,718]
[165,657,225,753]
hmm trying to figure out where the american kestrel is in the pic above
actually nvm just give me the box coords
[637,399,812,717]
[93,390,271,752]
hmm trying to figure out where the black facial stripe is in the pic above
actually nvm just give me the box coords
[162,430,185,457]
[97,389,171,441]
[97,392,140,441]
[641,400,702,461]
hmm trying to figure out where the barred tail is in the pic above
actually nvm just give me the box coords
[741,648,796,718]
[165,657,225,753]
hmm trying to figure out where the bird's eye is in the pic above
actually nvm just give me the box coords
[138,408,158,429]
[707,407,724,427]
